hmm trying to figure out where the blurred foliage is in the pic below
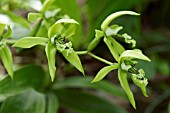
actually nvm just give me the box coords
[0,0,170,113]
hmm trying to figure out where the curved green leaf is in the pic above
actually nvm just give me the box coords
[28,13,42,23]
[119,49,151,63]
[91,64,119,83]
[0,43,13,78]
[87,30,104,52]
[62,50,84,75]
[13,37,48,48]
[118,69,136,108]
[45,42,57,81]
[101,11,139,31]
[104,37,119,61]
[48,18,79,38]
[0,89,46,113]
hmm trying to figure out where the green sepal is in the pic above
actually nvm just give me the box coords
[101,11,140,31]
[61,50,84,75]
[104,37,119,61]
[87,30,104,52]
[119,49,151,63]
[48,18,79,38]
[0,42,13,78]
[91,64,119,83]
[118,69,136,109]
[107,36,125,55]
[13,37,48,48]
[45,42,57,81]
[105,24,123,36]
[28,13,42,23]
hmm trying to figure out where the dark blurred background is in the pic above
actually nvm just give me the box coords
[0,0,170,113]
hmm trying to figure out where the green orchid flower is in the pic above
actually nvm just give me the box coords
[13,18,84,81]
[90,11,151,109]
[92,49,150,108]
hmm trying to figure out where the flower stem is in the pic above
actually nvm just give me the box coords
[76,51,113,65]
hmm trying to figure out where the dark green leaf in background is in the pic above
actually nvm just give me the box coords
[46,93,59,113]
[0,64,47,98]
[52,76,126,99]
[0,89,46,113]
[55,89,128,113]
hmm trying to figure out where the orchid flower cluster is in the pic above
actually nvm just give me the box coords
[0,3,150,109]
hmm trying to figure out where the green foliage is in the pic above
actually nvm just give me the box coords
[0,89,46,113]
[13,37,48,48]
[0,0,152,112]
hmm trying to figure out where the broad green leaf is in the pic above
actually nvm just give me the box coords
[119,49,151,63]
[45,42,57,81]
[55,89,128,113]
[13,37,48,48]
[104,37,119,61]
[48,18,79,38]
[0,43,13,78]
[0,22,5,36]
[0,89,46,113]
[52,76,126,99]
[107,36,125,55]
[87,30,104,52]
[46,93,59,113]
[91,64,119,83]
[62,50,84,75]
[118,69,136,108]
[0,64,47,98]
[105,24,123,36]
[101,11,140,31]
[28,13,42,23]
[0,10,30,28]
